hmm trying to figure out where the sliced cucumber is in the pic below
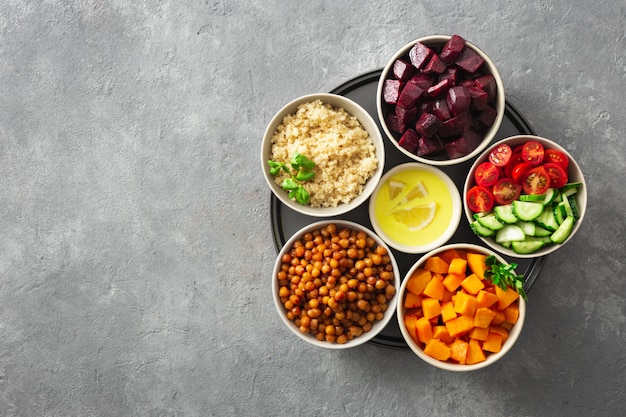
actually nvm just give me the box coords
[561,193,574,218]
[550,215,575,244]
[494,204,518,224]
[560,182,582,195]
[536,206,559,231]
[473,212,489,219]
[542,188,558,205]
[567,195,580,219]
[513,200,544,221]
[495,225,526,243]
[471,220,495,237]
[477,213,505,231]
[517,221,536,236]
[519,194,545,202]
[511,239,545,254]
[533,226,552,237]
[554,202,567,225]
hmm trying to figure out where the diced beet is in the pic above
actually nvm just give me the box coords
[397,80,424,108]
[423,53,446,74]
[382,79,403,104]
[398,128,421,153]
[427,78,454,98]
[395,105,418,131]
[419,100,434,114]
[410,73,435,90]
[432,99,451,121]
[385,113,402,134]
[446,86,471,116]
[444,135,476,159]
[408,42,433,69]
[460,78,476,88]
[473,74,497,103]
[455,47,485,74]
[438,67,459,83]
[414,112,443,138]
[417,136,444,157]
[468,86,488,111]
[478,105,497,127]
[439,34,466,64]
[438,117,464,137]
[393,59,415,81]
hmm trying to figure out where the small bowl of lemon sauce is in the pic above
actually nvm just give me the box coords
[368,163,462,254]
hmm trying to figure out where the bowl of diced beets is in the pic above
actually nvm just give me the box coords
[377,34,505,166]
[463,135,587,258]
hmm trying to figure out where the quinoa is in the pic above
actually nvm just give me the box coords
[270,100,378,207]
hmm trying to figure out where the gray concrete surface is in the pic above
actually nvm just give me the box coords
[0,1,624,416]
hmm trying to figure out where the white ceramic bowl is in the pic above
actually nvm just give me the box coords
[463,135,587,258]
[272,220,400,349]
[368,163,462,254]
[376,35,505,166]
[397,243,526,371]
[262,93,385,217]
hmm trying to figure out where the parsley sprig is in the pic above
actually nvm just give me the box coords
[484,255,527,300]
[268,153,316,205]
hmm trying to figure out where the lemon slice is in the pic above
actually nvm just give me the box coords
[387,179,406,200]
[391,202,436,231]
[401,181,428,203]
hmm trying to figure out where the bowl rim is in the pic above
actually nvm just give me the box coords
[272,219,401,349]
[462,134,587,258]
[261,93,385,217]
[376,34,506,166]
[396,243,526,371]
[368,162,462,254]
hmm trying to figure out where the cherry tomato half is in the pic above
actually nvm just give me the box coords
[504,151,524,179]
[543,162,568,188]
[474,162,500,187]
[544,148,569,169]
[489,144,512,167]
[493,178,522,205]
[466,185,494,213]
[522,166,551,195]
[511,162,533,184]
[521,141,545,165]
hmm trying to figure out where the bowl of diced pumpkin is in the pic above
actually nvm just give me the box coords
[396,243,526,371]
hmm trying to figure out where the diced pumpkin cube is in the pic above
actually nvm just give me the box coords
[495,286,519,310]
[404,292,422,309]
[466,252,488,279]
[503,302,520,324]
[474,307,497,328]
[439,248,467,264]
[406,268,432,295]
[404,314,420,343]
[447,257,467,276]
[469,326,489,341]
[449,338,469,364]
[441,301,457,323]
[466,339,487,364]
[453,291,478,316]
[445,314,474,338]
[424,256,450,274]
[421,297,442,320]
[461,273,485,295]
[441,288,454,303]
[423,276,445,300]
[416,316,433,344]
[423,338,451,361]
[483,333,503,353]
[491,310,506,325]
[489,326,509,343]
[442,273,464,292]
[433,325,454,344]
[476,290,499,308]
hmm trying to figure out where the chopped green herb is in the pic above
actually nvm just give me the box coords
[268,152,316,205]
[484,255,527,300]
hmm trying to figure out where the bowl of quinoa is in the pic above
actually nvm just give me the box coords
[262,93,385,217]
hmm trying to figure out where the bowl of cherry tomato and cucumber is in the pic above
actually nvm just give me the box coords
[463,135,587,258]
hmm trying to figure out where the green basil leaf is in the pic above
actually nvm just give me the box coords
[281,177,299,191]
[296,170,315,182]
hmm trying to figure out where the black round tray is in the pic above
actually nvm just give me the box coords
[270,69,546,349]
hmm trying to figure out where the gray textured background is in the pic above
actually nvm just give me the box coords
[1,1,624,416]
